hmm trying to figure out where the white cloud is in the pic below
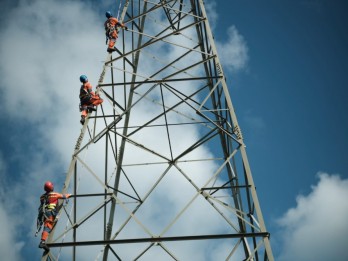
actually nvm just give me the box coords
[244,114,266,131]
[0,205,24,261]
[0,0,106,259]
[216,25,249,72]
[0,0,105,122]
[276,173,348,261]
[204,1,218,30]
[201,0,249,72]
[0,154,24,261]
[0,0,251,260]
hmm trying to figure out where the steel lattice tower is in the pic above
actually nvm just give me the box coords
[42,1,274,260]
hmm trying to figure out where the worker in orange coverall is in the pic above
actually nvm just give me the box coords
[104,11,128,53]
[79,75,103,125]
[37,181,71,252]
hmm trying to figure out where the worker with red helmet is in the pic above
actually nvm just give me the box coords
[79,75,103,125]
[104,11,128,53]
[37,181,71,252]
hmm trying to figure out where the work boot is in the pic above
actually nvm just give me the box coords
[39,241,50,252]
[80,116,85,125]
[107,47,116,53]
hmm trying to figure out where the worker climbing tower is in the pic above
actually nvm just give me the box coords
[43,0,274,260]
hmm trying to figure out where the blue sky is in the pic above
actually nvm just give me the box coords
[0,0,347,260]
[214,0,348,218]
[212,1,348,259]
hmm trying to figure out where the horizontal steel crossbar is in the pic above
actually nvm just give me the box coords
[47,232,270,247]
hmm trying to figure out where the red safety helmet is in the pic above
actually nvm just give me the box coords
[44,181,54,192]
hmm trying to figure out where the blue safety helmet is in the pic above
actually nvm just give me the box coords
[80,75,88,83]
[105,11,112,18]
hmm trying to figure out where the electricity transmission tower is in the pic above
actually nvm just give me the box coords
[43,0,274,260]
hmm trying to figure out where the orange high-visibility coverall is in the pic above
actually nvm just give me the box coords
[79,81,103,117]
[104,17,126,49]
[39,192,70,241]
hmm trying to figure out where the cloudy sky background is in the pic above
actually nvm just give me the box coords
[0,0,347,260]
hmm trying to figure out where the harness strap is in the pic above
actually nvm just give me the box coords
[79,85,92,99]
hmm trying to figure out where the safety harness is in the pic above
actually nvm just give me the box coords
[79,84,92,100]
[104,18,124,44]
[79,84,93,111]
[35,192,69,236]
[105,18,114,44]
[35,193,50,236]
